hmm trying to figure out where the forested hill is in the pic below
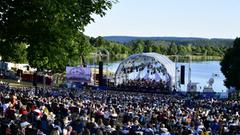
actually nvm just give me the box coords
[104,36,208,42]
[103,36,234,46]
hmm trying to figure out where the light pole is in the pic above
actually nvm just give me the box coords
[105,51,110,87]
[187,43,192,92]
[174,55,179,91]
[92,53,97,86]
[188,55,192,84]
[186,54,192,92]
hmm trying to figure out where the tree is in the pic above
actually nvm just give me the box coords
[132,40,144,54]
[151,45,160,53]
[27,37,69,73]
[167,42,178,55]
[71,33,93,66]
[95,36,105,47]
[0,42,28,63]
[186,44,192,53]
[221,38,240,90]
[177,46,188,55]
[0,0,116,73]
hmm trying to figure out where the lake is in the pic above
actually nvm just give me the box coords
[105,61,226,92]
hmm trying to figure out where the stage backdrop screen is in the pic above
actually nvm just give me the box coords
[66,67,91,82]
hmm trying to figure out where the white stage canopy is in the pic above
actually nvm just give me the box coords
[115,52,175,89]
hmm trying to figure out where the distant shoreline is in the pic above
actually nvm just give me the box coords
[109,55,222,61]
[168,55,223,61]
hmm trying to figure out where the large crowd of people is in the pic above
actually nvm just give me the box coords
[0,82,240,135]
[115,79,170,93]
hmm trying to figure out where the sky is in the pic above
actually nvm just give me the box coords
[84,0,240,39]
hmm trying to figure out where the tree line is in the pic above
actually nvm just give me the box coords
[0,35,233,73]
[92,36,231,58]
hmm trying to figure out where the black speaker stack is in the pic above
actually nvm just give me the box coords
[180,65,185,84]
[33,72,37,87]
[98,61,103,86]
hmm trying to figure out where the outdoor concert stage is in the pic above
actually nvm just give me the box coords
[66,52,176,94]
[112,52,176,93]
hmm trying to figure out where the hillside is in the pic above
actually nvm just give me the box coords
[103,36,207,42]
[103,36,234,47]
